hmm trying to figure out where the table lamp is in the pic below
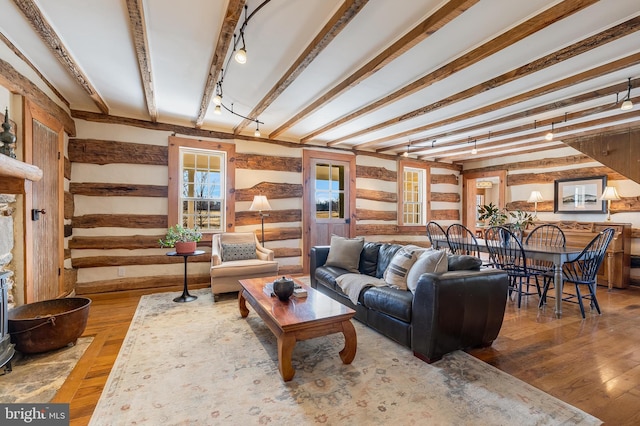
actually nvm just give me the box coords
[600,186,620,222]
[527,191,543,218]
[249,195,272,245]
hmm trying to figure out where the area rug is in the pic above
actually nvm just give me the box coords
[0,336,93,403]
[90,289,601,425]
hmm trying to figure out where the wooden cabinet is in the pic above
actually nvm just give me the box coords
[530,221,631,289]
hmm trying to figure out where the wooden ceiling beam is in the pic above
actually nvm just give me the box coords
[337,12,640,149]
[268,0,479,139]
[417,109,640,162]
[195,0,245,128]
[304,0,597,144]
[233,0,369,135]
[13,0,109,115]
[126,0,157,122]
[0,58,76,136]
[0,31,69,108]
[380,75,640,154]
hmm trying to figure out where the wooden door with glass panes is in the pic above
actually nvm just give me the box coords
[303,151,356,272]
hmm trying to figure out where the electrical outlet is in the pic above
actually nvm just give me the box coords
[118,267,125,277]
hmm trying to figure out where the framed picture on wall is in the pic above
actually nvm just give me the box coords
[553,176,607,213]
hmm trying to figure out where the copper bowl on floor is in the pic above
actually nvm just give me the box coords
[8,297,91,354]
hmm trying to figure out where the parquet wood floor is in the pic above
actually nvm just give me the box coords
[54,283,640,425]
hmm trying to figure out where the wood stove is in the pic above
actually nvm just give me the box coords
[0,271,15,373]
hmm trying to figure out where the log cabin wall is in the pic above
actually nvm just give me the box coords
[463,145,640,286]
[66,120,462,294]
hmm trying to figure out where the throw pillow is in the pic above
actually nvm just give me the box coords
[447,254,482,271]
[383,247,420,290]
[325,235,365,273]
[221,242,257,261]
[406,249,448,293]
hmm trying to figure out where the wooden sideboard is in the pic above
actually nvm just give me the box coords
[526,221,631,289]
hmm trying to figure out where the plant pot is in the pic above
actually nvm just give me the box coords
[175,241,197,254]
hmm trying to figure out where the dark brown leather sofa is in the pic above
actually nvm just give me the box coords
[310,242,509,363]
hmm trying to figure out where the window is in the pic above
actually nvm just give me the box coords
[168,136,235,234]
[314,162,345,221]
[180,148,225,231]
[398,160,429,227]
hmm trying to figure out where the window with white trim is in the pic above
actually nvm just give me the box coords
[402,166,425,225]
[179,147,226,231]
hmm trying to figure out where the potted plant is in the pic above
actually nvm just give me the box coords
[159,224,202,254]
[508,210,535,232]
[478,204,535,242]
[477,202,508,227]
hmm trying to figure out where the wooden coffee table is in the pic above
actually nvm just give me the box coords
[238,276,357,381]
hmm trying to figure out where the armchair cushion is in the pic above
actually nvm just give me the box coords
[210,232,279,298]
[222,242,257,261]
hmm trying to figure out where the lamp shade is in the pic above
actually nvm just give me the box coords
[600,186,621,201]
[527,191,543,203]
[249,195,271,211]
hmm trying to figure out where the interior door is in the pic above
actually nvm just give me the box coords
[24,100,64,302]
[303,150,356,272]
[462,171,506,236]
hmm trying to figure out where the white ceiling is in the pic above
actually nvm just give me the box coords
[1,0,639,163]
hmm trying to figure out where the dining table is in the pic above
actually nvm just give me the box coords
[431,237,583,318]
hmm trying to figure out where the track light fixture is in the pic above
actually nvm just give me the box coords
[210,2,272,132]
[213,82,223,106]
[545,122,555,141]
[620,77,633,111]
[471,139,478,155]
[234,33,247,64]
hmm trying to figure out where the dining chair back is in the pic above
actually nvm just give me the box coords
[485,226,539,308]
[426,221,448,250]
[525,224,566,273]
[540,228,615,318]
[446,223,480,257]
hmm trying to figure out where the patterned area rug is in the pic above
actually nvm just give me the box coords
[0,336,93,403]
[90,289,601,425]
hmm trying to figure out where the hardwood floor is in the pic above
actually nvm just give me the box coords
[55,282,640,425]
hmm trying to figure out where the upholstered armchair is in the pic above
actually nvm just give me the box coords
[210,232,279,300]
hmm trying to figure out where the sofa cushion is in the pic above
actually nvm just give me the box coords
[325,235,365,273]
[384,247,420,290]
[376,244,403,278]
[447,254,482,271]
[336,273,387,304]
[359,242,381,276]
[406,249,448,293]
[221,242,256,261]
[314,265,349,291]
[363,286,413,323]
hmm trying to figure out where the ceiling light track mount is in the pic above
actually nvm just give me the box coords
[212,0,272,133]
[618,77,634,111]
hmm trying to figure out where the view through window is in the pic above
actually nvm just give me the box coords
[403,166,425,225]
[315,163,345,221]
[180,147,225,231]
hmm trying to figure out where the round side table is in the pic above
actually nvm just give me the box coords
[166,250,205,302]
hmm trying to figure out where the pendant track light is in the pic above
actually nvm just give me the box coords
[210,2,273,132]
[621,77,633,111]
[545,122,554,141]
